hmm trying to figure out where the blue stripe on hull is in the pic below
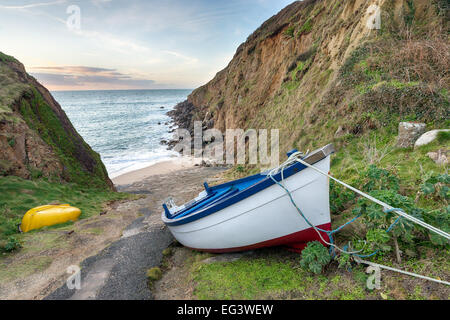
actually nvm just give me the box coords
[163,161,308,226]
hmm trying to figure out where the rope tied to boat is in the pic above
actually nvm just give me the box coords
[268,151,450,286]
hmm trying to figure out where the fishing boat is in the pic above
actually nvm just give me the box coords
[161,144,335,253]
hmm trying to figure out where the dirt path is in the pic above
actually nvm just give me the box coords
[44,166,225,300]
[0,199,143,300]
[0,165,225,300]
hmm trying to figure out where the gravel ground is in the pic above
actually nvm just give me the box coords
[46,210,172,300]
[45,166,225,300]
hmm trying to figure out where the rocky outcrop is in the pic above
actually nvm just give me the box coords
[168,0,448,156]
[167,100,197,134]
[396,122,426,148]
[427,149,448,166]
[0,52,114,190]
[415,130,450,149]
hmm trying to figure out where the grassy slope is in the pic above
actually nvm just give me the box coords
[0,53,125,254]
[0,176,132,252]
[0,52,113,188]
[184,133,449,300]
[17,87,112,187]
[182,1,450,300]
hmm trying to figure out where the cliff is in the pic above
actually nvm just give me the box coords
[0,52,114,190]
[169,0,448,155]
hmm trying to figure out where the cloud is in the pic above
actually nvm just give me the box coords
[31,66,117,74]
[162,51,199,64]
[72,29,152,54]
[92,0,112,7]
[0,0,66,10]
[30,65,156,89]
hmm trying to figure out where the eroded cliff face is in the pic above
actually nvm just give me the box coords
[170,0,448,154]
[0,53,114,190]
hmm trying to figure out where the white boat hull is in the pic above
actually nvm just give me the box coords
[164,156,332,253]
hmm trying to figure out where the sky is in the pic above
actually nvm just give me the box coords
[0,0,295,90]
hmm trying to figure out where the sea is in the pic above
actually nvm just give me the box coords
[52,89,192,179]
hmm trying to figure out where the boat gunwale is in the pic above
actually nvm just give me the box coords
[162,144,334,227]
[162,160,309,226]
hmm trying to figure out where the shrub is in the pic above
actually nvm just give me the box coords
[419,173,449,202]
[360,164,399,192]
[284,26,295,38]
[2,236,22,252]
[330,179,355,214]
[300,241,331,274]
[428,206,450,246]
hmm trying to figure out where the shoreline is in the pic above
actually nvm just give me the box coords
[112,156,203,186]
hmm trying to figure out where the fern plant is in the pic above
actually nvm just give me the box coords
[300,241,331,274]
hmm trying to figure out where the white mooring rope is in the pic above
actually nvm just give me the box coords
[354,257,450,286]
[269,151,450,286]
[288,152,450,240]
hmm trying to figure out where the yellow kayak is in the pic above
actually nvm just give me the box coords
[20,204,81,233]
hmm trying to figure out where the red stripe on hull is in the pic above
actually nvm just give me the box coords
[186,222,332,254]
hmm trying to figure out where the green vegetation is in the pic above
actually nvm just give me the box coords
[0,52,18,63]
[191,250,379,300]
[0,175,131,253]
[18,88,111,188]
[194,254,310,300]
[147,267,163,287]
[197,129,449,300]
[297,18,313,36]
[0,256,53,283]
[284,26,295,38]
[437,131,450,144]
[300,241,331,274]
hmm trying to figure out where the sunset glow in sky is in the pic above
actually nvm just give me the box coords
[0,0,294,90]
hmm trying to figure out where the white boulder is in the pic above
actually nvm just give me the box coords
[396,122,426,148]
[414,129,450,149]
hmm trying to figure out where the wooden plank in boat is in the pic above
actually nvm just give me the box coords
[303,144,335,165]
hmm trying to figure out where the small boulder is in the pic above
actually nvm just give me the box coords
[396,122,426,148]
[414,129,450,149]
[334,126,346,138]
[427,149,448,166]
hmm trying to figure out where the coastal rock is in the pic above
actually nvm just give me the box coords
[414,129,450,149]
[427,149,448,166]
[166,100,196,133]
[334,126,347,138]
[166,0,447,157]
[0,52,114,189]
[396,122,426,148]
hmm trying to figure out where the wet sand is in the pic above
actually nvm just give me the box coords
[112,157,203,186]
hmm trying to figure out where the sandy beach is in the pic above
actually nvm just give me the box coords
[112,156,203,186]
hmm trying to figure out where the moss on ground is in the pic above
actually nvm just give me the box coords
[188,246,449,300]
[0,256,53,283]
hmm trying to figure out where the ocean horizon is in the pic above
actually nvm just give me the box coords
[52,89,192,179]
